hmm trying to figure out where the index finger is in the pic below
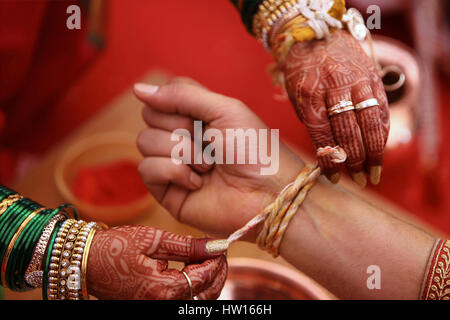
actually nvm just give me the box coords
[134,81,230,123]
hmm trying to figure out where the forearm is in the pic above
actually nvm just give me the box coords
[279,178,436,299]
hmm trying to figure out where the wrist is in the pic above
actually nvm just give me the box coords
[246,145,306,244]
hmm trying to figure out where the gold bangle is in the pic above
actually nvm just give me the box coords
[67,221,94,300]
[57,220,86,300]
[81,222,107,300]
[254,0,347,57]
[0,194,22,217]
[1,207,45,287]
[47,219,76,300]
[81,226,97,300]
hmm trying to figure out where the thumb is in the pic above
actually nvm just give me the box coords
[142,228,226,263]
[133,81,229,123]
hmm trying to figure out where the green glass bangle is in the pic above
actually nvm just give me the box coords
[5,210,45,290]
[42,221,61,300]
[0,201,38,265]
[0,199,37,249]
[7,210,55,291]
[0,198,34,234]
[0,198,28,227]
[0,200,37,270]
[0,202,39,285]
[0,184,79,293]
[0,185,16,198]
[0,190,16,202]
[16,211,56,290]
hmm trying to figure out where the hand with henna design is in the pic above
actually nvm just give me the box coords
[87,225,227,300]
[283,29,390,187]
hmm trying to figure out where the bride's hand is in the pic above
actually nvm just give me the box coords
[87,225,227,300]
[284,29,390,186]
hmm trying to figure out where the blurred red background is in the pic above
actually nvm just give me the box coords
[0,0,449,233]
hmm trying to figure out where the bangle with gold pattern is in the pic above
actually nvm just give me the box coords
[55,220,86,300]
[420,239,450,300]
[67,221,95,300]
[47,219,76,300]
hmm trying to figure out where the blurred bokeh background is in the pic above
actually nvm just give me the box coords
[0,0,449,247]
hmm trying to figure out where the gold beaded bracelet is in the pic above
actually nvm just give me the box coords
[67,221,95,300]
[47,219,76,300]
[56,220,86,300]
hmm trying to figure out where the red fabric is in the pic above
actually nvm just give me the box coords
[0,150,17,184]
[1,0,450,234]
[0,0,99,184]
[0,110,4,135]
[0,0,98,150]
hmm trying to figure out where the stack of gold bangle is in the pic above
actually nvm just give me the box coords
[47,219,106,300]
[253,0,346,55]
[253,0,301,50]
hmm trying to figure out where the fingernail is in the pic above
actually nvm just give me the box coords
[134,83,159,96]
[190,172,203,189]
[351,172,367,188]
[369,166,382,185]
[329,173,341,184]
[205,240,229,253]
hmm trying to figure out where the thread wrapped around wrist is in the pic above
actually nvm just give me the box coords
[206,146,347,257]
[256,164,319,256]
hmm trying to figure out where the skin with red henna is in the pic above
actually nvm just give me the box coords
[86,225,227,300]
[283,29,390,186]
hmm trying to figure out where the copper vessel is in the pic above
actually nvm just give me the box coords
[361,35,421,149]
[218,258,336,300]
